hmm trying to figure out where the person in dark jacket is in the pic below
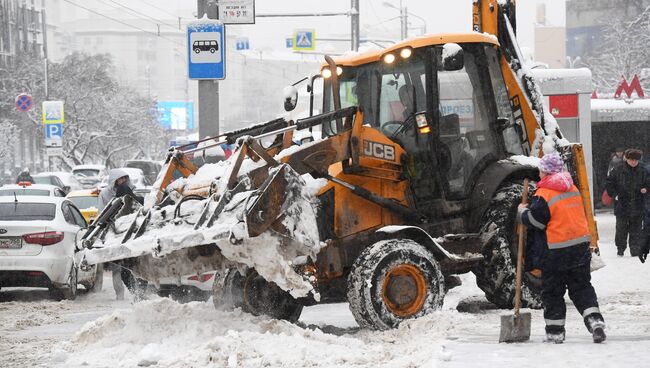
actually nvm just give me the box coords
[605,148,649,257]
[518,153,606,344]
[607,147,625,175]
[96,169,146,300]
[15,168,34,184]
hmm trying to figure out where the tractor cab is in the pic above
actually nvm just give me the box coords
[318,34,529,205]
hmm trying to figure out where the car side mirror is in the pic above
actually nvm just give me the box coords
[495,117,513,133]
[442,43,464,71]
[63,185,71,194]
[283,86,298,112]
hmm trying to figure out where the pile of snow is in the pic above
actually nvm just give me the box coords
[56,297,475,367]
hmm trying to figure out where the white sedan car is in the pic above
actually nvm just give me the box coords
[0,196,97,299]
[36,171,83,192]
[0,183,67,197]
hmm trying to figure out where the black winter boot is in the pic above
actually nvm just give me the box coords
[585,313,607,343]
[545,325,566,344]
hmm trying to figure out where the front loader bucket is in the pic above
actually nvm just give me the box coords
[246,165,301,237]
[79,164,321,298]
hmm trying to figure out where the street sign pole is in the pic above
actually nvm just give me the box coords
[197,0,220,139]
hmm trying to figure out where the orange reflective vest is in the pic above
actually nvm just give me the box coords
[536,185,591,249]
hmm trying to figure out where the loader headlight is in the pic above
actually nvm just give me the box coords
[400,47,412,59]
[383,53,396,64]
[336,66,343,76]
[321,68,332,78]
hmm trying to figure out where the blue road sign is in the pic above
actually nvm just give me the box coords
[188,21,226,80]
[285,38,293,48]
[293,30,315,51]
[235,37,250,51]
[45,123,63,139]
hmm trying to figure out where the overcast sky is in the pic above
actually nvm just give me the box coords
[69,0,567,54]
[216,0,566,53]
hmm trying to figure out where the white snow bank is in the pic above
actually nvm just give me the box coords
[57,297,477,368]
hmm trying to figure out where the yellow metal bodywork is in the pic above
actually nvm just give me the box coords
[317,124,410,240]
[66,189,99,223]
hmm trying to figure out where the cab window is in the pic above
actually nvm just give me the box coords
[437,43,500,198]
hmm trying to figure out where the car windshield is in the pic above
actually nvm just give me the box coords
[32,177,52,185]
[0,189,50,196]
[0,203,56,221]
[69,196,98,209]
[73,169,100,178]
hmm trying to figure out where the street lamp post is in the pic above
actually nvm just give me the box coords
[383,1,407,40]
[409,12,426,35]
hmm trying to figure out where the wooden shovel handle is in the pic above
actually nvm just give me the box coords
[514,179,529,316]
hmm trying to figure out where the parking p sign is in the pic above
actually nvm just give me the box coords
[188,20,226,80]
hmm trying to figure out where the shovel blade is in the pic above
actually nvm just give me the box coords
[499,312,531,343]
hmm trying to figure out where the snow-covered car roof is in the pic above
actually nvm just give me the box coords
[0,183,62,193]
[38,171,73,178]
[72,164,106,171]
[119,167,145,178]
[67,189,99,198]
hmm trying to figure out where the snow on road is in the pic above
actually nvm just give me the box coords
[2,212,650,367]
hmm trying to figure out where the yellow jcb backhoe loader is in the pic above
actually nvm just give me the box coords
[78,0,597,330]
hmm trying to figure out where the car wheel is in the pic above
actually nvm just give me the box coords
[210,48,216,53]
[62,266,78,300]
[194,48,200,53]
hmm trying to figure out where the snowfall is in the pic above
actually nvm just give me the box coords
[2,211,649,368]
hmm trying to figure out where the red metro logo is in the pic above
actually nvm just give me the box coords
[614,74,645,99]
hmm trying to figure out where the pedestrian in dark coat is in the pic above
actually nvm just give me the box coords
[15,168,33,184]
[605,148,649,256]
[517,153,606,344]
[607,147,625,175]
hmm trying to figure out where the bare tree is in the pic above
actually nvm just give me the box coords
[583,5,650,94]
[1,52,169,170]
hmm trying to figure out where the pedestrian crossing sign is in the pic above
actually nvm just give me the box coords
[293,29,315,51]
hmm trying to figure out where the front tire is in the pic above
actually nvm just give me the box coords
[473,182,542,308]
[213,268,303,322]
[347,239,445,330]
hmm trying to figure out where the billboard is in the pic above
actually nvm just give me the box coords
[156,101,194,130]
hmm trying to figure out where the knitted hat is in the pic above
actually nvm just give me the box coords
[625,148,642,160]
[539,153,564,174]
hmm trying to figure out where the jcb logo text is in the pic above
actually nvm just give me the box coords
[363,140,395,161]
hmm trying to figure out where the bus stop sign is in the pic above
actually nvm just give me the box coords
[187,20,226,80]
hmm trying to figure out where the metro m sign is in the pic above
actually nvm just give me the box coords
[614,74,645,99]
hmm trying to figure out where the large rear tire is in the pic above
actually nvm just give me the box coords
[213,268,303,323]
[473,182,542,309]
[347,239,445,330]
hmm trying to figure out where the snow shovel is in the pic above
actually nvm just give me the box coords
[499,179,531,343]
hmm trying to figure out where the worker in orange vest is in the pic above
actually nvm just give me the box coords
[518,152,606,344]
